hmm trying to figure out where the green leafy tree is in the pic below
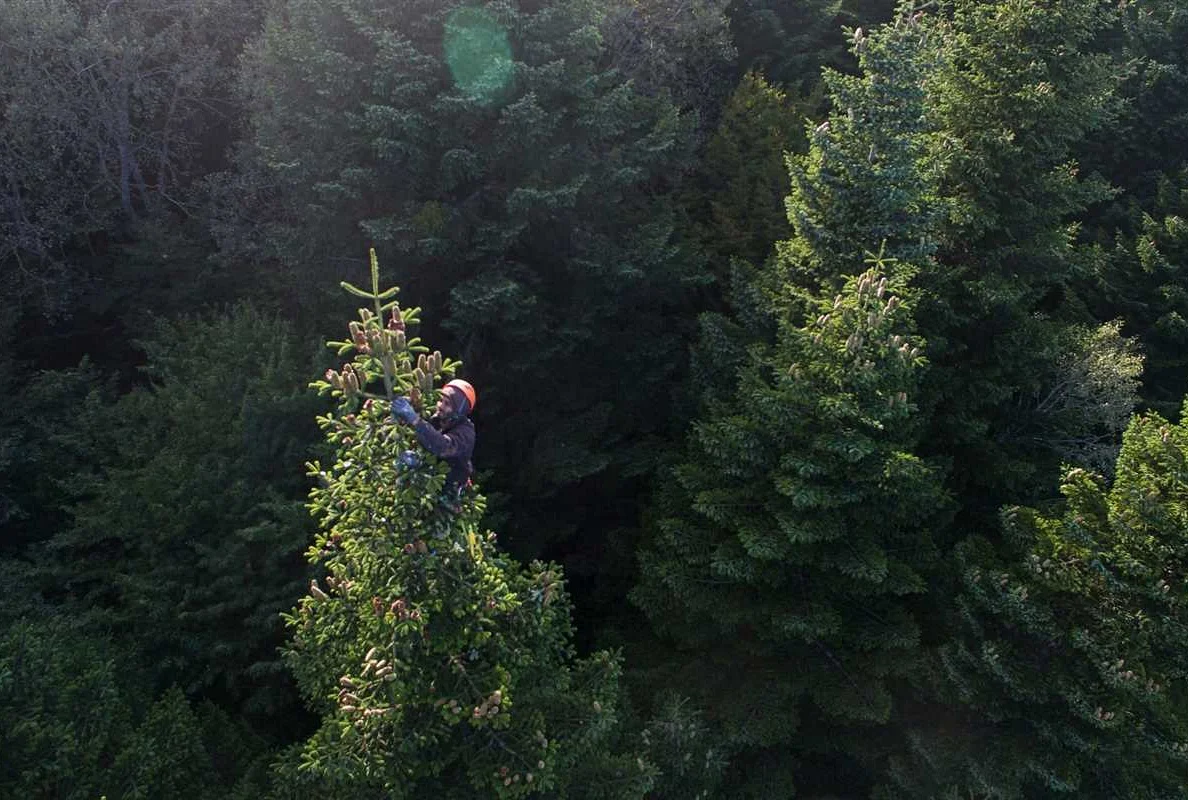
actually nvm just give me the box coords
[881,407,1188,798]
[639,692,729,800]
[40,304,319,718]
[277,253,651,798]
[0,618,134,798]
[1079,0,1188,215]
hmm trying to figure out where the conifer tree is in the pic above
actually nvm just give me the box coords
[680,71,799,416]
[881,407,1188,798]
[906,0,1125,508]
[633,13,950,792]
[40,304,319,718]
[772,0,1137,512]
[691,71,801,272]
[0,614,266,799]
[278,252,651,798]
[1074,0,1188,416]
[1083,170,1188,419]
[636,2,1137,792]
[726,0,897,95]
[634,252,948,795]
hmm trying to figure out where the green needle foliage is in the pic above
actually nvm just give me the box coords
[0,614,270,800]
[40,304,318,718]
[884,407,1188,798]
[634,252,948,794]
[279,252,651,798]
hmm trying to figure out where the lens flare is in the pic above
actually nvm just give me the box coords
[444,6,514,106]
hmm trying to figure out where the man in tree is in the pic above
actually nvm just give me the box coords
[391,379,477,508]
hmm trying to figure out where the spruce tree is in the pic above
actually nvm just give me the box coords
[278,252,651,798]
[635,2,1138,792]
[881,407,1188,798]
[690,70,801,271]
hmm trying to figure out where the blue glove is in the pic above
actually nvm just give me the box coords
[391,397,418,424]
[397,450,421,470]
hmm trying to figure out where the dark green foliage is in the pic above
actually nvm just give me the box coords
[600,0,736,133]
[280,256,652,798]
[692,71,801,271]
[40,304,319,716]
[779,0,1129,511]
[640,692,729,800]
[1080,0,1188,214]
[1084,173,1188,419]
[678,71,800,421]
[0,345,115,555]
[231,0,707,557]
[906,0,1124,508]
[634,256,948,794]
[882,408,1188,798]
[0,618,134,798]
[632,13,952,789]
[0,613,268,799]
[726,0,897,94]
[635,1,1149,793]
[1075,0,1188,413]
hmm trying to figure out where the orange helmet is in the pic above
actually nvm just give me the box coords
[444,379,476,414]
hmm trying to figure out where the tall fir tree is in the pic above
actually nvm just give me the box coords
[905,0,1126,511]
[881,406,1188,798]
[772,0,1136,516]
[633,13,952,794]
[634,255,948,797]
[276,252,651,798]
[689,70,802,272]
[635,1,1143,793]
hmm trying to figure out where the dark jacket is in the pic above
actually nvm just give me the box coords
[412,414,474,492]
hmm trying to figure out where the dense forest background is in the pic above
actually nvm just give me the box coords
[4,0,1188,796]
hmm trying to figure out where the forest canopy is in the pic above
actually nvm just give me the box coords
[4,0,1188,797]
